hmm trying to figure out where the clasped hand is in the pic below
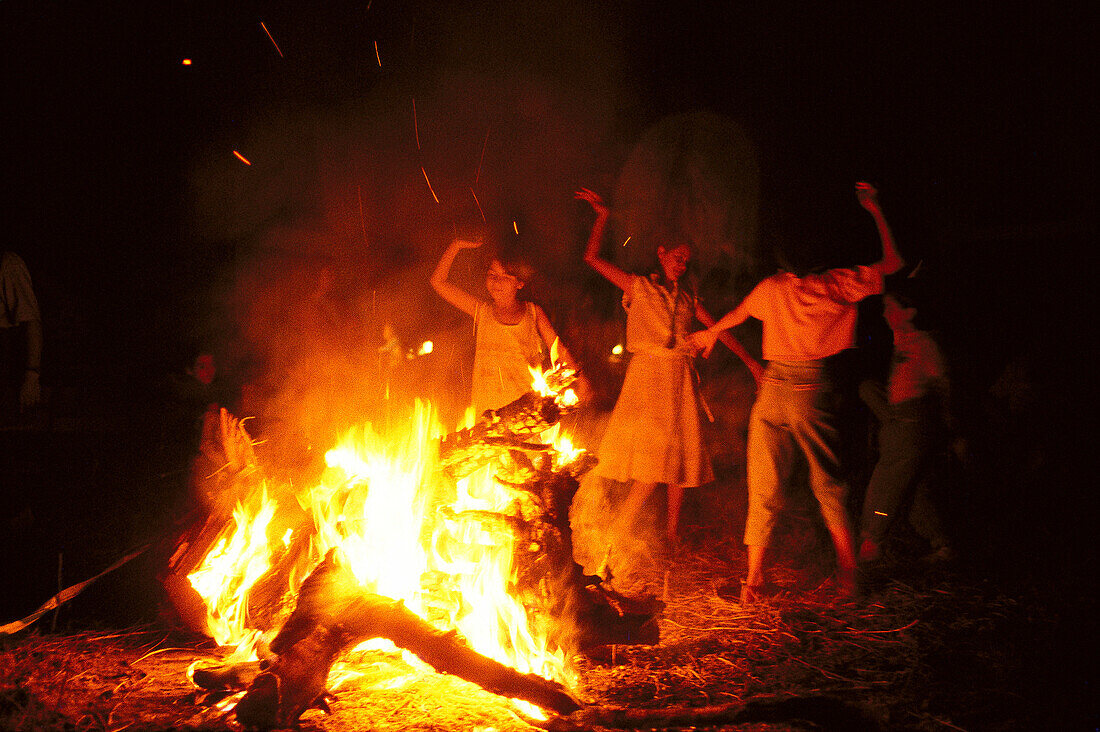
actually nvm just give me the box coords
[688,329,719,358]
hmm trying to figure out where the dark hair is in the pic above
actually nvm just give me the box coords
[651,241,698,297]
[884,274,938,331]
[497,256,536,285]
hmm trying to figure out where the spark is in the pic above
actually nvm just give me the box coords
[421,166,439,203]
[260,21,284,58]
[412,98,421,150]
[874,511,888,516]
[622,236,632,247]
[232,150,252,166]
[181,59,192,66]
[374,40,382,67]
[470,188,486,222]
[357,185,368,246]
[475,128,490,185]
[513,221,519,235]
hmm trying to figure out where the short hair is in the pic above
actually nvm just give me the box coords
[884,274,937,330]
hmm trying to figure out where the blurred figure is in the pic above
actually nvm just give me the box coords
[158,348,230,505]
[857,278,956,567]
[0,251,42,426]
[693,182,903,603]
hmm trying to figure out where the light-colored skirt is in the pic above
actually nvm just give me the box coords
[596,352,714,487]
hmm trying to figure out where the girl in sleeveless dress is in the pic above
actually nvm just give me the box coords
[576,189,761,553]
[430,238,583,416]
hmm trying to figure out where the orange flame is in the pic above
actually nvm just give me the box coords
[185,381,582,692]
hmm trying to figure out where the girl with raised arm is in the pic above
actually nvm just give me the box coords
[576,188,761,558]
[430,238,582,417]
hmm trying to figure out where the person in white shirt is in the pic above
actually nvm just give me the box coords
[693,182,904,603]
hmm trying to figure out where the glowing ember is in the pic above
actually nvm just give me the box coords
[260,21,284,58]
[470,187,486,222]
[232,150,252,166]
[421,166,440,203]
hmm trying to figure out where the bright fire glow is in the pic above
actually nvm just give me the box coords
[185,369,582,697]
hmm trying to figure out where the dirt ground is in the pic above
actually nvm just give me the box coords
[1,528,1091,732]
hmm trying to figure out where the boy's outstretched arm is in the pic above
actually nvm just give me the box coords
[576,188,633,292]
[695,304,763,385]
[690,300,752,359]
[856,181,904,275]
[430,238,483,317]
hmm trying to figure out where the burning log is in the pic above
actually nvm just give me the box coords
[194,551,582,730]
[439,423,664,653]
[439,364,580,478]
[439,391,564,478]
[175,366,660,728]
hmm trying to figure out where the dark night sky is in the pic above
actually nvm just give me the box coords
[1,0,1093,410]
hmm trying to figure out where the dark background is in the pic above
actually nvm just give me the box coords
[1,1,1093,629]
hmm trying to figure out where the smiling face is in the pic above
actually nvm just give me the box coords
[657,243,692,284]
[485,259,523,304]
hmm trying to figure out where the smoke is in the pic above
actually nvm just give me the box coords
[182,1,762,508]
[183,1,630,471]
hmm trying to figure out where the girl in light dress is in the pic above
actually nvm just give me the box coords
[576,188,761,555]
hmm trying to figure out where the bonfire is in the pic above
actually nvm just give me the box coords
[159,364,660,729]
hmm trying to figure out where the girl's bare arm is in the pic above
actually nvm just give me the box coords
[430,239,483,317]
[576,188,633,292]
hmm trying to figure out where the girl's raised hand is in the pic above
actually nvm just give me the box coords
[575,188,609,216]
[855,181,881,213]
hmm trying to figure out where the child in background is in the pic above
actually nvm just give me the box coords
[857,278,955,566]
[693,182,904,603]
[430,237,584,416]
[576,188,761,556]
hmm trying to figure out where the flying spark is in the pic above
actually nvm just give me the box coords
[374,40,382,67]
[622,236,632,247]
[413,98,421,150]
[421,167,439,203]
[259,22,284,58]
[470,188,486,222]
[475,128,490,185]
[357,185,368,246]
[513,221,519,235]
[181,59,192,66]
[232,150,252,166]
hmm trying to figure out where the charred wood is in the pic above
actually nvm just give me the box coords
[228,552,582,730]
